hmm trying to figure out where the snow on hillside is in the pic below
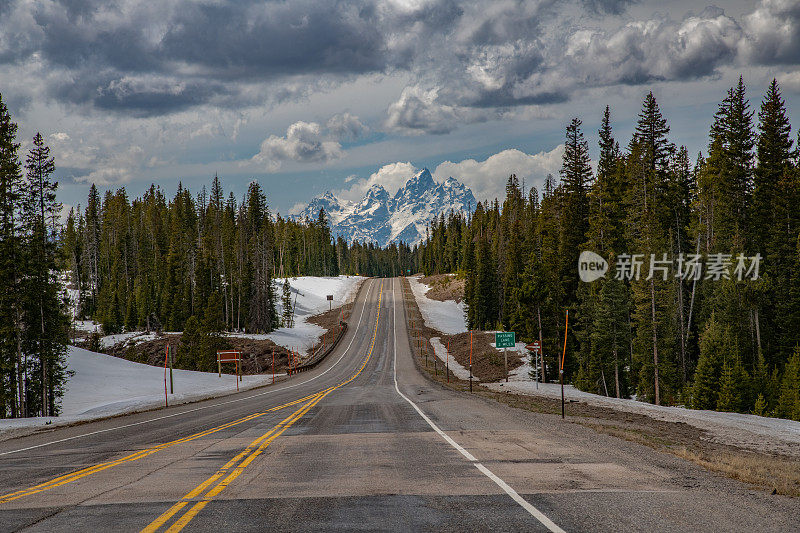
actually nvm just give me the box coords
[409,275,467,334]
[431,337,476,381]
[232,275,364,355]
[0,346,280,438]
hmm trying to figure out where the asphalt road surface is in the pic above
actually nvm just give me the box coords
[1,278,798,532]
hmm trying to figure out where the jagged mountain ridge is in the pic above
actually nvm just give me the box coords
[296,168,476,246]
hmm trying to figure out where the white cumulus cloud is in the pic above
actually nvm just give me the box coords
[433,146,565,203]
[252,121,343,172]
[337,161,418,201]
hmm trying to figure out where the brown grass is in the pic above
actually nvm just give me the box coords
[420,273,466,303]
[673,446,800,497]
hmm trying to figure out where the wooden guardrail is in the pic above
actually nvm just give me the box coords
[293,321,348,373]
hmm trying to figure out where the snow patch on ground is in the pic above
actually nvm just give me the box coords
[408,275,467,334]
[73,320,101,333]
[99,332,159,349]
[0,346,283,439]
[265,275,363,355]
[430,337,477,382]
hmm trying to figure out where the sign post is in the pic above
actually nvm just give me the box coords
[495,332,515,382]
[526,340,542,390]
[217,350,242,391]
[327,294,333,312]
[446,339,450,383]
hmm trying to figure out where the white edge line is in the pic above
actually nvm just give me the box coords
[391,278,566,533]
[0,279,376,458]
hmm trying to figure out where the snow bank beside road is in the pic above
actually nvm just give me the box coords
[409,276,467,334]
[0,346,281,439]
[431,337,476,381]
[234,275,364,355]
[485,366,800,457]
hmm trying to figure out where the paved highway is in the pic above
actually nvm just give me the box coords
[1,278,798,532]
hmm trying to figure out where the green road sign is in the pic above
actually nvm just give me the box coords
[495,331,515,348]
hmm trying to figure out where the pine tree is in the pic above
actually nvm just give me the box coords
[178,315,201,370]
[717,357,749,413]
[199,292,227,372]
[559,118,592,307]
[627,92,681,405]
[631,91,672,172]
[281,278,293,327]
[0,93,24,417]
[776,349,800,421]
[753,393,767,416]
[83,184,101,317]
[752,80,797,367]
[22,132,68,416]
[753,79,793,248]
[692,316,735,409]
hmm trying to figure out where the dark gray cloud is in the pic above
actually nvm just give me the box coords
[158,2,388,79]
[47,70,231,116]
[741,0,800,65]
[0,0,798,127]
[581,0,637,15]
[560,10,743,86]
[326,113,368,141]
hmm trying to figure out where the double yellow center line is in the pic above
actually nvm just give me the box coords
[142,391,330,533]
[142,283,384,532]
[0,393,320,504]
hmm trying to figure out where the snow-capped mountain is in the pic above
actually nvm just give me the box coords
[299,191,352,225]
[295,168,476,246]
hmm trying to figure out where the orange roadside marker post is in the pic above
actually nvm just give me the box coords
[272,349,275,384]
[447,340,450,383]
[469,330,473,393]
[164,345,169,408]
[561,310,569,419]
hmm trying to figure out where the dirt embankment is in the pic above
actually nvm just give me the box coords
[307,299,354,348]
[440,331,526,382]
[419,274,465,303]
[86,334,294,375]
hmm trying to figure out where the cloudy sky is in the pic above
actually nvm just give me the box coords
[1,0,799,215]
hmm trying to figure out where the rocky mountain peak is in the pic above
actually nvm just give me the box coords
[296,169,476,246]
